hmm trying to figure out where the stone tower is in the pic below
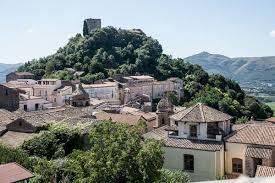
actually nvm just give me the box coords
[156,97,173,127]
[83,18,101,36]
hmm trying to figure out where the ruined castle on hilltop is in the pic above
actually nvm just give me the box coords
[83,18,101,36]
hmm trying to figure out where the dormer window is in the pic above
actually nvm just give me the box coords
[168,130,178,136]
[190,125,197,138]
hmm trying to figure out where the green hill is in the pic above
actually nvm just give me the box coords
[185,52,275,84]
[18,26,273,120]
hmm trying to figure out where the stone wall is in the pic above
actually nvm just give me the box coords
[83,18,101,36]
[0,85,19,111]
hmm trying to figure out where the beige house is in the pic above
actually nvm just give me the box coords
[145,103,275,181]
[144,103,233,181]
[225,123,275,178]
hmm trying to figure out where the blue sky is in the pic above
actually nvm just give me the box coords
[0,0,275,64]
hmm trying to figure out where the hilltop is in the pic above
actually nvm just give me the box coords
[17,26,273,119]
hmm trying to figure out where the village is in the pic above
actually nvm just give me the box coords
[0,70,275,182]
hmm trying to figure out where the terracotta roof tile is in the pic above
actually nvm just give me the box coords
[255,166,275,177]
[225,124,275,146]
[95,111,145,126]
[245,146,272,159]
[143,126,223,151]
[14,72,34,76]
[266,117,275,123]
[170,103,232,123]
[0,162,33,182]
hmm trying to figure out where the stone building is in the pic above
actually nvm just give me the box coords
[117,75,183,104]
[82,82,119,103]
[155,97,173,127]
[19,93,52,111]
[83,18,101,36]
[6,72,34,82]
[69,84,90,107]
[0,84,19,111]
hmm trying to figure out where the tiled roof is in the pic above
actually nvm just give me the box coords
[143,126,223,151]
[170,103,232,123]
[231,121,272,131]
[255,166,275,177]
[0,162,33,182]
[225,124,275,146]
[266,117,275,123]
[245,146,272,159]
[0,131,37,147]
[14,72,34,76]
[10,107,94,127]
[94,111,144,126]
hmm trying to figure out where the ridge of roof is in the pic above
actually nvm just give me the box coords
[199,103,206,122]
[170,103,232,123]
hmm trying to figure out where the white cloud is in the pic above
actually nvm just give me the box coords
[26,28,34,33]
[270,30,275,38]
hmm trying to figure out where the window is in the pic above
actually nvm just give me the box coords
[184,154,194,172]
[207,122,220,139]
[35,103,39,111]
[162,118,165,124]
[190,125,197,138]
[5,89,8,95]
[232,158,243,173]
[175,121,178,126]
[168,130,178,136]
[24,105,27,111]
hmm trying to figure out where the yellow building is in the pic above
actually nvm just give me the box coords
[144,103,275,181]
[225,123,275,178]
[144,103,232,181]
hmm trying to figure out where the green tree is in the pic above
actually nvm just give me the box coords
[64,122,164,183]
[0,144,30,168]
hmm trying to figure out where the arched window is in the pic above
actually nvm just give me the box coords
[232,158,243,173]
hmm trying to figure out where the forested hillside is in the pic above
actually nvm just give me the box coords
[18,26,273,120]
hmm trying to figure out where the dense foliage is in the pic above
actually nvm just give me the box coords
[0,144,30,168]
[156,169,190,183]
[18,26,273,119]
[64,122,164,182]
[0,122,170,183]
[21,125,83,159]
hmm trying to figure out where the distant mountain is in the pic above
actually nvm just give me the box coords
[185,52,275,84]
[0,63,23,83]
